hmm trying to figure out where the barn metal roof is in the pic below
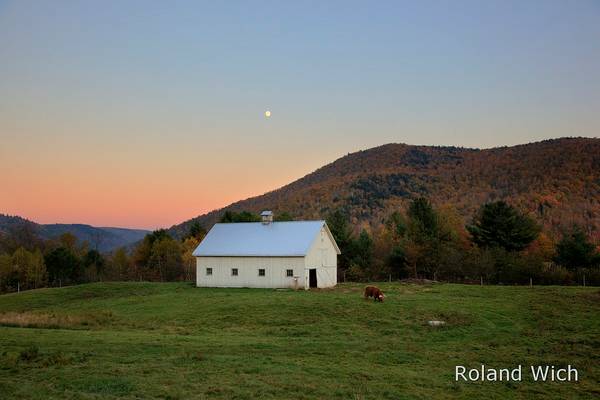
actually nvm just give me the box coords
[192,221,341,257]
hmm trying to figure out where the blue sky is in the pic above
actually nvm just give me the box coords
[0,0,599,228]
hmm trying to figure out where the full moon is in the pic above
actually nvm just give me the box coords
[265,110,271,118]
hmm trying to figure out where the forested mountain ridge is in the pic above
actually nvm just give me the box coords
[1,138,599,291]
[0,215,149,253]
[171,138,600,241]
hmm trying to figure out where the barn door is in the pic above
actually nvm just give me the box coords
[309,269,317,288]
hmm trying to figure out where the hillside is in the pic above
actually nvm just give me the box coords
[0,215,148,253]
[0,282,598,399]
[171,137,600,240]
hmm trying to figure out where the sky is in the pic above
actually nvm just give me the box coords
[1,0,599,230]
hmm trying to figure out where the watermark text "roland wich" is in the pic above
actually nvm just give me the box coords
[455,365,578,382]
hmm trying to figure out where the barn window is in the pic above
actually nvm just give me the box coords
[231,268,238,276]
[286,269,294,277]
[258,269,265,277]
[206,268,212,276]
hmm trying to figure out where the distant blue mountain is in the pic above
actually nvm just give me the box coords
[0,215,149,253]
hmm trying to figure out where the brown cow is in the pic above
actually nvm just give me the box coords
[364,286,385,302]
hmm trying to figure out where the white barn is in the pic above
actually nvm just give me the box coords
[192,211,340,289]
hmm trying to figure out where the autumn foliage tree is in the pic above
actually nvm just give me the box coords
[181,237,200,282]
[83,249,105,281]
[326,209,355,272]
[107,247,131,281]
[186,222,207,240]
[148,238,182,282]
[403,198,458,280]
[554,226,600,270]
[44,247,81,285]
[3,248,47,290]
[467,201,540,252]
[220,211,261,223]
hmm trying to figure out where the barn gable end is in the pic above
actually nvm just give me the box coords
[193,217,340,289]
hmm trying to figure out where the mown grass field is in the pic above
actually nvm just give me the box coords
[0,282,598,399]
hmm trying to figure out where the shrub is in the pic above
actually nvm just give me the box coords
[534,264,573,285]
[345,264,367,282]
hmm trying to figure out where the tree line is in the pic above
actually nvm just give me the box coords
[327,199,600,285]
[0,222,207,293]
[1,200,599,293]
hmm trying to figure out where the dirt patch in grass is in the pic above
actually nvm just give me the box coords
[0,311,113,329]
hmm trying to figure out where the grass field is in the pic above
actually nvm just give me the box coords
[0,282,599,399]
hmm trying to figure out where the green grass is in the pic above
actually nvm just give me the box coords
[0,282,598,399]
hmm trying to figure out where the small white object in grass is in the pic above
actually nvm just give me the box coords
[265,110,271,118]
[427,320,446,327]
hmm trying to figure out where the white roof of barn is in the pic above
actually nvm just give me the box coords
[192,220,341,257]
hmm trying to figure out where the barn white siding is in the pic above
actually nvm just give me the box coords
[304,226,338,288]
[196,256,306,289]
[193,218,340,289]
